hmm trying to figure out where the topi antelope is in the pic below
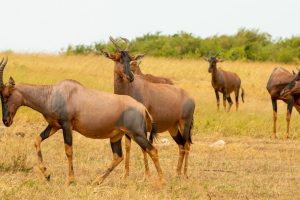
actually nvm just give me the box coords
[101,37,195,178]
[204,53,244,112]
[267,67,300,139]
[0,57,164,185]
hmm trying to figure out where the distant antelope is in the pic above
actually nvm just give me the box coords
[266,67,300,139]
[0,57,164,185]
[204,53,244,112]
[101,37,195,178]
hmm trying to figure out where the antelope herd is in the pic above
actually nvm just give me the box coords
[0,36,298,185]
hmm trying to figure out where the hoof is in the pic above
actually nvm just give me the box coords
[284,135,290,140]
[158,178,166,186]
[65,180,75,186]
[143,174,150,182]
[44,172,51,181]
[65,176,75,186]
[176,171,182,177]
[122,173,129,179]
[183,174,189,179]
[91,178,104,186]
[271,135,278,139]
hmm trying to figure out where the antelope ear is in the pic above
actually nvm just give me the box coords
[217,59,224,62]
[202,57,209,62]
[293,70,296,75]
[99,49,111,58]
[9,77,15,87]
[133,54,145,62]
[100,50,120,61]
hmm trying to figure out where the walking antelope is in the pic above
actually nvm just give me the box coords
[204,53,244,112]
[0,57,164,185]
[267,67,300,139]
[101,37,195,178]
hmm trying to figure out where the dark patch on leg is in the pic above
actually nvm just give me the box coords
[172,131,185,145]
[40,125,52,141]
[111,139,122,157]
[227,96,233,104]
[272,98,277,112]
[287,97,294,113]
[60,120,72,146]
[149,122,157,144]
[133,135,153,151]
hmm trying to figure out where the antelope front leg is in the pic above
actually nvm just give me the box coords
[61,121,74,185]
[93,138,123,185]
[226,95,233,112]
[215,90,220,111]
[271,98,278,139]
[285,98,294,139]
[222,93,227,111]
[34,125,58,181]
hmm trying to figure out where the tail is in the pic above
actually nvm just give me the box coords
[241,87,245,103]
[145,109,157,144]
[183,117,194,144]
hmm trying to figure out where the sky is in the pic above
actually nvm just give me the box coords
[0,0,299,53]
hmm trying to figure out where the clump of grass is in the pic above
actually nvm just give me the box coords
[0,153,32,173]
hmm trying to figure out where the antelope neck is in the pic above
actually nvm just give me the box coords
[17,84,53,114]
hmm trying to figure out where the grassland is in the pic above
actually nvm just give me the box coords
[0,53,300,199]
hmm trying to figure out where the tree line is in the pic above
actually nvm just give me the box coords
[63,28,300,64]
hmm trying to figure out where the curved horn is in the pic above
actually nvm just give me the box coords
[120,37,130,51]
[0,57,8,87]
[109,36,122,51]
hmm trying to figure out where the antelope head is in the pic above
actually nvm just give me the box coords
[0,58,21,127]
[280,70,300,98]
[130,54,145,75]
[101,37,140,82]
[203,52,224,73]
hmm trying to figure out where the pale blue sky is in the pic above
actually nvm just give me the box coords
[0,0,299,52]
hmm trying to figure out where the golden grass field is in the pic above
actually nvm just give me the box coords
[0,53,300,199]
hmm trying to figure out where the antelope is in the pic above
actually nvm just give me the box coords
[129,54,174,85]
[101,37,195,178]
[266,67,300,139]
[204,53,244,112]
[0,57,164,185]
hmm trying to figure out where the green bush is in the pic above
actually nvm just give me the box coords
[63,29,300,64]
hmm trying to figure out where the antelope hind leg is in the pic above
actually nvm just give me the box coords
[92,138,123,185]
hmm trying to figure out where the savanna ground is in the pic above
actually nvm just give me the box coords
[0,53,300,199]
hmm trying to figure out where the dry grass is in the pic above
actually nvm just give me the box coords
[0,53,300,199]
